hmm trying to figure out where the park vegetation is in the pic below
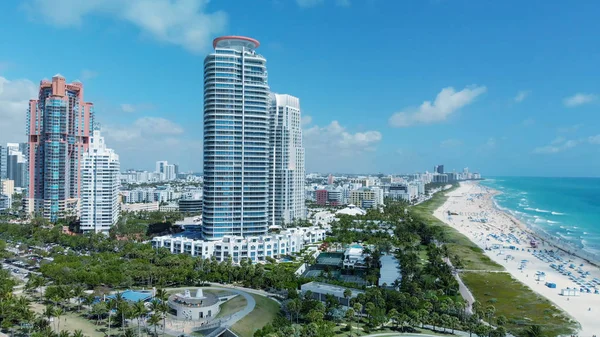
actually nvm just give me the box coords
[0,184,575,337]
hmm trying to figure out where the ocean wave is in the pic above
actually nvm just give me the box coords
[524,207,535,211]
[547,220,559,224]
[535,208,551,213]
[551,211,565,215]
[534,218,546,223]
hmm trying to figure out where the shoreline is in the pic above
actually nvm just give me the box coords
[434,181,600,336]
[482,183,600,267]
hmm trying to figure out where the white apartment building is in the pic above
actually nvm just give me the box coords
[80,130,120,234]
[269,93,306,226]
[151,225,328,263]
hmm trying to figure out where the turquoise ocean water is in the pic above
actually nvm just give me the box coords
[480,177,600,262]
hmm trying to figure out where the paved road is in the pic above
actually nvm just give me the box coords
[444,258,474,315]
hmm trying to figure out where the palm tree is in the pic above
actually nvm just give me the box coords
[345,308,355,336]
[343,289,352,307]
[72,285,85,313]
[352,302,362,331]
[133,300,147,336]
[91,302,106,326]
[485,305,496,325]
[113,292,129,331]
[147,314,161,337]
[58,330,71,337]
[72,329,85,337]
[154,289,168,302]
[388,308,399,330]
[524,325,544,337]
[159,302,169,336]
[43,305,55,331]
[83,294,95,317]
[450,316,460,334]
[20,308,36,337]
[106,299,116,337]
[54,307,64,333]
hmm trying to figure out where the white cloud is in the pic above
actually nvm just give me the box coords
[389,85,486,127]
[301,115,313,126]
[303,121,381,172]
[514,90,530,103]
[80,69,98,80]
[104,116,184,142]
[23,0,227,53]
[533,138,578,154]
[440,139,462,149]
[120,104,136,113]
[563,93,597,107]
[589,135,600,145]
[304,121,381,151]
[550,136,566,145]
[0,76,37,145]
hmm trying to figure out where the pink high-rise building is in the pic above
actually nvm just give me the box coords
[25,75,94,221]
[327,174,334,185]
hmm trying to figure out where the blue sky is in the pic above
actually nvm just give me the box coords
[1,0,599,176]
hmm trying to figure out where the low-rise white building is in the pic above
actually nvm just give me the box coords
[300,281,364,307]
[343,243,368,269]
[151,225,328,263]
[121,202,160,212]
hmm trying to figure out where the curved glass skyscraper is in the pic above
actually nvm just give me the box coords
[203,36,270,239]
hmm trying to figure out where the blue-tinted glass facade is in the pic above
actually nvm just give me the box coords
[202,37,270,239]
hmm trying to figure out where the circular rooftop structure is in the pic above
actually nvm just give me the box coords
[167,289,222,320]
[213,36,260,50]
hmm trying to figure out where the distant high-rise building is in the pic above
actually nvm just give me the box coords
[327,174,334,185]
[202,36,270,240]
[25,75,94,221]
[269,93,306,226]
[155,160,168,179]
[0,145,6,179]
[436,165,444,174]
[6,143,27,188]
[165,164,176,181]
[80,130,120,234]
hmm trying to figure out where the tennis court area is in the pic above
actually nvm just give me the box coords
[303,270,325,277]
[316,252,343,266]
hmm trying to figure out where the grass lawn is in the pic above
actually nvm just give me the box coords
[230,294,280,337]
[30,302,106,337]
[60,312,107,337]
[215,295,247,318]
[462,271,578,336]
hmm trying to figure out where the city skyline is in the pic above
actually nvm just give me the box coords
[1,1,600,176]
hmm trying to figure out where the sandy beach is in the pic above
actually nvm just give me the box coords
[434,181,600,336]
